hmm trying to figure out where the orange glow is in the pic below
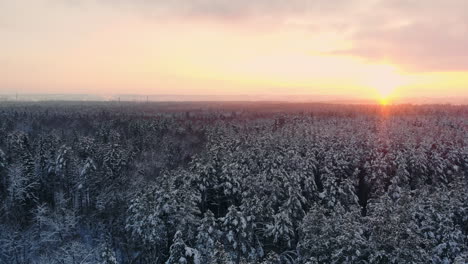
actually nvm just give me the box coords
[1,1,468,102]
[364,66,409,96]
[379,96,390,106]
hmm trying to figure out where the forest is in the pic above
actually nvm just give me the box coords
[0,102,467,264]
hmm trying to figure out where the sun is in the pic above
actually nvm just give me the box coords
[376,83,396,105]
[362,64,409,105]
[376,82,397,98]
[379,96,390,106]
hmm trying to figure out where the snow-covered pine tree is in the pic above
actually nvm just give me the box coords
[265,211,294,248]
[0,148,7,201]
[210,241,233,264]
[196,210,219,263]
[166,231,200,264]
[77,157,96,211]
[298,204,368,263]
[221,205,260,264]
[100,243,117,264]
[0,148,6,169]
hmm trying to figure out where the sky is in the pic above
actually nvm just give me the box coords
[1,0,468,103]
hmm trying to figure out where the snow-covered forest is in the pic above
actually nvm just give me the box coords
[0,102,467,263]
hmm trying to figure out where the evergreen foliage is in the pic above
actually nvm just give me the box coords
[0,102,467,263]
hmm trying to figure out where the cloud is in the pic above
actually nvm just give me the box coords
[332,22,468,72]
[96,0,366,26]
[328,0,468,72]
[5,0,468,73]
[95,0,468,72]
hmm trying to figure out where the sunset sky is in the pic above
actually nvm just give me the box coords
[1,0,468,102]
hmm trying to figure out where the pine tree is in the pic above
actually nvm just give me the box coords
[166,231,200,264]
[0,148,6,169]
[6,161,40,223]
[210,241,233,264]
[125,185,167,259]
[298,205,368,263]
[196,210,219,263]
[76,157,96,211]
[221,205,260,264]
[54,145,79,208]
[100,243,117,264]
[265,211,294,248]
[166,231,188,264]
[0,148,7,200]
